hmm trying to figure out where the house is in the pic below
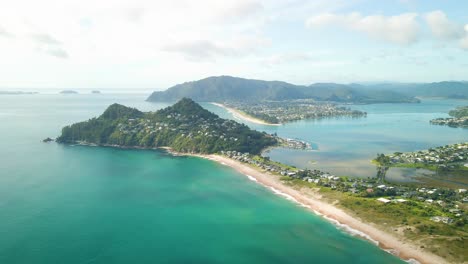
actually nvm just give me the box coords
[430,216,453,224]
[377,198,391,203]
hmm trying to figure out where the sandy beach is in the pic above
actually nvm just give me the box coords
[195,154,448,264]
[76,143,448,264]
[210,102,281,126]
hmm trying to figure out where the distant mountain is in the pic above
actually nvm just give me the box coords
[147,76,418,103]
[147,76,301,102]
[60,90,78,94]
[354,81,468,99]
[0,91,38,95]
[57,98,277,154]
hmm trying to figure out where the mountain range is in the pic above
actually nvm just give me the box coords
[147,76,468,103]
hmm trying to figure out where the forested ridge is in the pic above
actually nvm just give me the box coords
[57,98,277,154]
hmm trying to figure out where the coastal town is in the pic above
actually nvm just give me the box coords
[117,118,311,150]
[430,116,468,128]
[430,105,468,128]
[224,100,367,124]
[55,99,468,263]
[221,150,467,225]
[383,142,468,170]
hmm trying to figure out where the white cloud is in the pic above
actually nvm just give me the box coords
[163,36,270,61]
[31,33,62,45]
[459,24,468,50]
[0,25,13,38]
[306,12,420,45]
[220,0,263,20]
[43,47,69,59]
[163,40,232,61]
[425,10,463,40]
[30,33,69,59]
[461,37,468,50]
[262,52,313,65]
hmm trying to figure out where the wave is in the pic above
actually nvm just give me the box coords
[266,186,381,246]
[246,175,258,182]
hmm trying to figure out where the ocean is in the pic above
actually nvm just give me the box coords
[1,93,461,263]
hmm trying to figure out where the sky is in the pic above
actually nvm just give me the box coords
[0,0,467,91]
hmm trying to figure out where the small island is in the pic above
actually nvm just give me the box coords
[430,106,468,128]
[0,91,38,95]
[60,90,78,94]
[91,90,101,94]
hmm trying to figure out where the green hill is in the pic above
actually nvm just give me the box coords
[449,106,468,118]
[57,98,277,154]
[354,81,468,99]
[147,76,418,103]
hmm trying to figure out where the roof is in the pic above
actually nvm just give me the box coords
[377,198,391,203]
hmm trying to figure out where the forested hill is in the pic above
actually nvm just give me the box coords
[350,81,468,99]
[56,98,277,154]
[449,106,468,118]
[146,76,419,103]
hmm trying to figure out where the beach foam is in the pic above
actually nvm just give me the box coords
[321,215,380,246]
[246,175,258,182]
[263,185,381,246]
[406,258,421,264]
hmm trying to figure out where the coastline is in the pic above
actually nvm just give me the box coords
[192,153,448,264]
[65,142,447,264]
[210,102,281,126]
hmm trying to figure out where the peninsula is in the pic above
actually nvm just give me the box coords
[221,100,366,124]
[55,99,467,264]
[60,90,78,94]
[0,91,38,95]
[211,102,281,126]
[57,98,278,154]
[377,142,468,172]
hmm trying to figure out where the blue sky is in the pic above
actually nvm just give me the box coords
[0,0,467,90]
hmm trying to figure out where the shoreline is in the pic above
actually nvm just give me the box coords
[210,102,281,126]
[192,154,448,264]
[64,142,447,264]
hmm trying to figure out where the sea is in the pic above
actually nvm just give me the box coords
[0,93,465,263]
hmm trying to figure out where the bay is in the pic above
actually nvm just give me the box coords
[0,94,403,263]
[204,99,468,187]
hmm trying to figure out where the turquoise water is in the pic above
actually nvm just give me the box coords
[205,99,468,186]
[0,94,403,263]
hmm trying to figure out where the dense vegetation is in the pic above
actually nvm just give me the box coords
[277,175,467,263]
[147,76,419,103]
[449,106,468,118]
[430,106,468,128]
[57,98,277,154]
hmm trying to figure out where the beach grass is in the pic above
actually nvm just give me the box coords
[281,178,468,264]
